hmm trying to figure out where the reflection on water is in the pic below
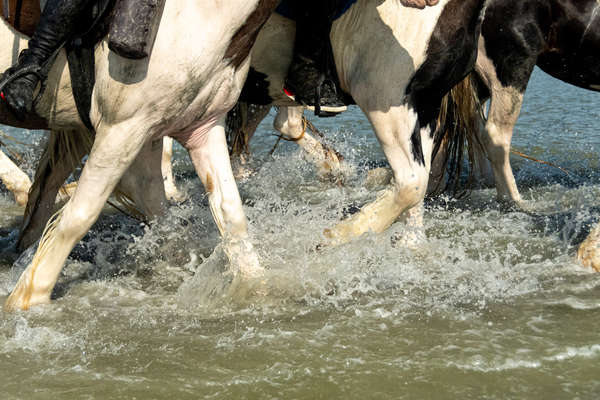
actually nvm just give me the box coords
[1,69,600,399]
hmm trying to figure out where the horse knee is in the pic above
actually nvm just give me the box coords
[393,170,428,211]
[57,202,101,242]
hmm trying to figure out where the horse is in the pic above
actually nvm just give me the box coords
[446,0,600,270]
[224,0,485,247]
[0,147,31,206]
[0,24,184,251]
[2,0,281,311]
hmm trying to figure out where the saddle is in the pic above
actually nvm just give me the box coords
[1,0,40,37]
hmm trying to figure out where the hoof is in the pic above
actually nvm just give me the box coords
[14,191,28,207]
[166,188,188,203]
[4,284,50,311]
[577,234,600,272]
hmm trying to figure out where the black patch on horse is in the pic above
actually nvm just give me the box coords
[482,0,600,93]
[238,67,273,105]
[404,0,485,165]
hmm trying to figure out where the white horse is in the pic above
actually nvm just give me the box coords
[229,0,486,245]
[3,0,280,311]
[0,147,31,206]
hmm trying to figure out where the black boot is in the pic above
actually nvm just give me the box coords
[0,0,93,120]
[284,0,347,117]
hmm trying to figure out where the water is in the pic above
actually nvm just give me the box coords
[1,68,600,399]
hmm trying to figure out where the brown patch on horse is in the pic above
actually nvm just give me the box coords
[225,0,279,68]
[1,0,41,37]
[205,173,214,193]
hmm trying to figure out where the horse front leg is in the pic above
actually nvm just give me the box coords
[5,122,147,311]
[180,118,262,279]
[323,106,432,246]
[0,149,31,206]
[161,136,187,203]
[274,106,346,181]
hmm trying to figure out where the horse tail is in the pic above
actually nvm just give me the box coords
[432,72,486,196]
[18,129,93,250]
[225,101,272,157]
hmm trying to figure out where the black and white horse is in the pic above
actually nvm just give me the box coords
[234,0,485,245]
[450,0,600,270]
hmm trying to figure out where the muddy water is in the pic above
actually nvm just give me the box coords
[1,68,599,399]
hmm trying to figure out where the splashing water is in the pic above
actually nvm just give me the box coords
[1,69,600,399]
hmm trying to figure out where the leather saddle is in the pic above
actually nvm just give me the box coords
[1,0,40,37]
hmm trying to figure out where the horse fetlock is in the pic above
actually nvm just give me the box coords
[4,267,53,311]
[223,238,264,280]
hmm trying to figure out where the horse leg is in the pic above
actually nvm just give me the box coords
[475,29,537,205]
[180,118,262,279]
[0,149,31,206]
[117,139,168,219]
[273,106,345,180]
[17,130,90,252]
[227,103,272,179]
[5,122,146,311]
[323,106,432,246]
[477,83,525,205]
[578,223,600,272]
[161,136,187,203]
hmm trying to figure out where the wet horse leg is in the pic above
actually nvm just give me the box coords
[179,117,262,279]
[274,106,345,179]
[5,121,147,310]
[475,34,536,206]
[0,149,31,206]
[578,223,600,272]
[323,105,432,245]
[161,136,187,202]
[118,139,168,219]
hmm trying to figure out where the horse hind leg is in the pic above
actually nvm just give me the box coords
[5,121,147,311]
[161,136,187,203]
[118,139,168,220]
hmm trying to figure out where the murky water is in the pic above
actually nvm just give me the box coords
[1,68,600,399]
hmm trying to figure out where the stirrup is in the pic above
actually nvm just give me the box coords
[283,87,347,118]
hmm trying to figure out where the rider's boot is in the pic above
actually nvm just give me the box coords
[0,0,93,120]
[284,0,347,117]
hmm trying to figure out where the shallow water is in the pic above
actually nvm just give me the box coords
[1,68,600,399]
